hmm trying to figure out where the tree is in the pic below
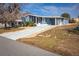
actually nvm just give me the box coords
[0,3,20,28]
[61,13,70,19]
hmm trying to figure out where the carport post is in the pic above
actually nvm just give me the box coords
[35,17,37,24]
[55,18,57,25]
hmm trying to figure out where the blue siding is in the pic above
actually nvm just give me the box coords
[46,18,55,25]
[21,15,68,25]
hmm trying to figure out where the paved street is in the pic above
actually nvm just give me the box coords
[0,36,60,56]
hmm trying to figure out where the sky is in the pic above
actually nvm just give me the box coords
[20,3,79,18]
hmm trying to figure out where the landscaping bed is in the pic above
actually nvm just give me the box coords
[17,23,79,56]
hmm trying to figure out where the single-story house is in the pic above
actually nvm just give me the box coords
[21,14,69,26]
[0,14,69,28]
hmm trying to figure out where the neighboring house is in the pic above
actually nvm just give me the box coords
[0,20,23,28]
[21,14,69,26]
[74,18,79,22]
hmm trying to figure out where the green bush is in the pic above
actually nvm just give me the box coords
[22,21,29,26]
[28,21,35,26]
[25,22,29,26]
[25,21,36,26]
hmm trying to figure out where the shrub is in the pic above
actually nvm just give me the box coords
[25,21,36,27]
[28,21,36,26]
[69,19,76,23]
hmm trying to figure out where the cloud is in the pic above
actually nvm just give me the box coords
[42,5,79,18]
[72,4,79,10]
[40,6,59,15]
[42,6,58,11]
[21,3,79,17]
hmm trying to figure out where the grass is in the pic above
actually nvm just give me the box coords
[0,27,24,34]
[17,23,79,56]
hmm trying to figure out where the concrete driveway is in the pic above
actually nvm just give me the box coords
[0,36,60,56]
[0,25,57,40]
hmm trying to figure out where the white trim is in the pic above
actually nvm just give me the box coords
[28,14,64,18]
[15,20,22,22]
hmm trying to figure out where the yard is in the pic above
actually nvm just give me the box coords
[17,23,79,56]
[0,27,24,34]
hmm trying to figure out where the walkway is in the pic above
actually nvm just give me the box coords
[0,36,60,56]
[0,25,57,40]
